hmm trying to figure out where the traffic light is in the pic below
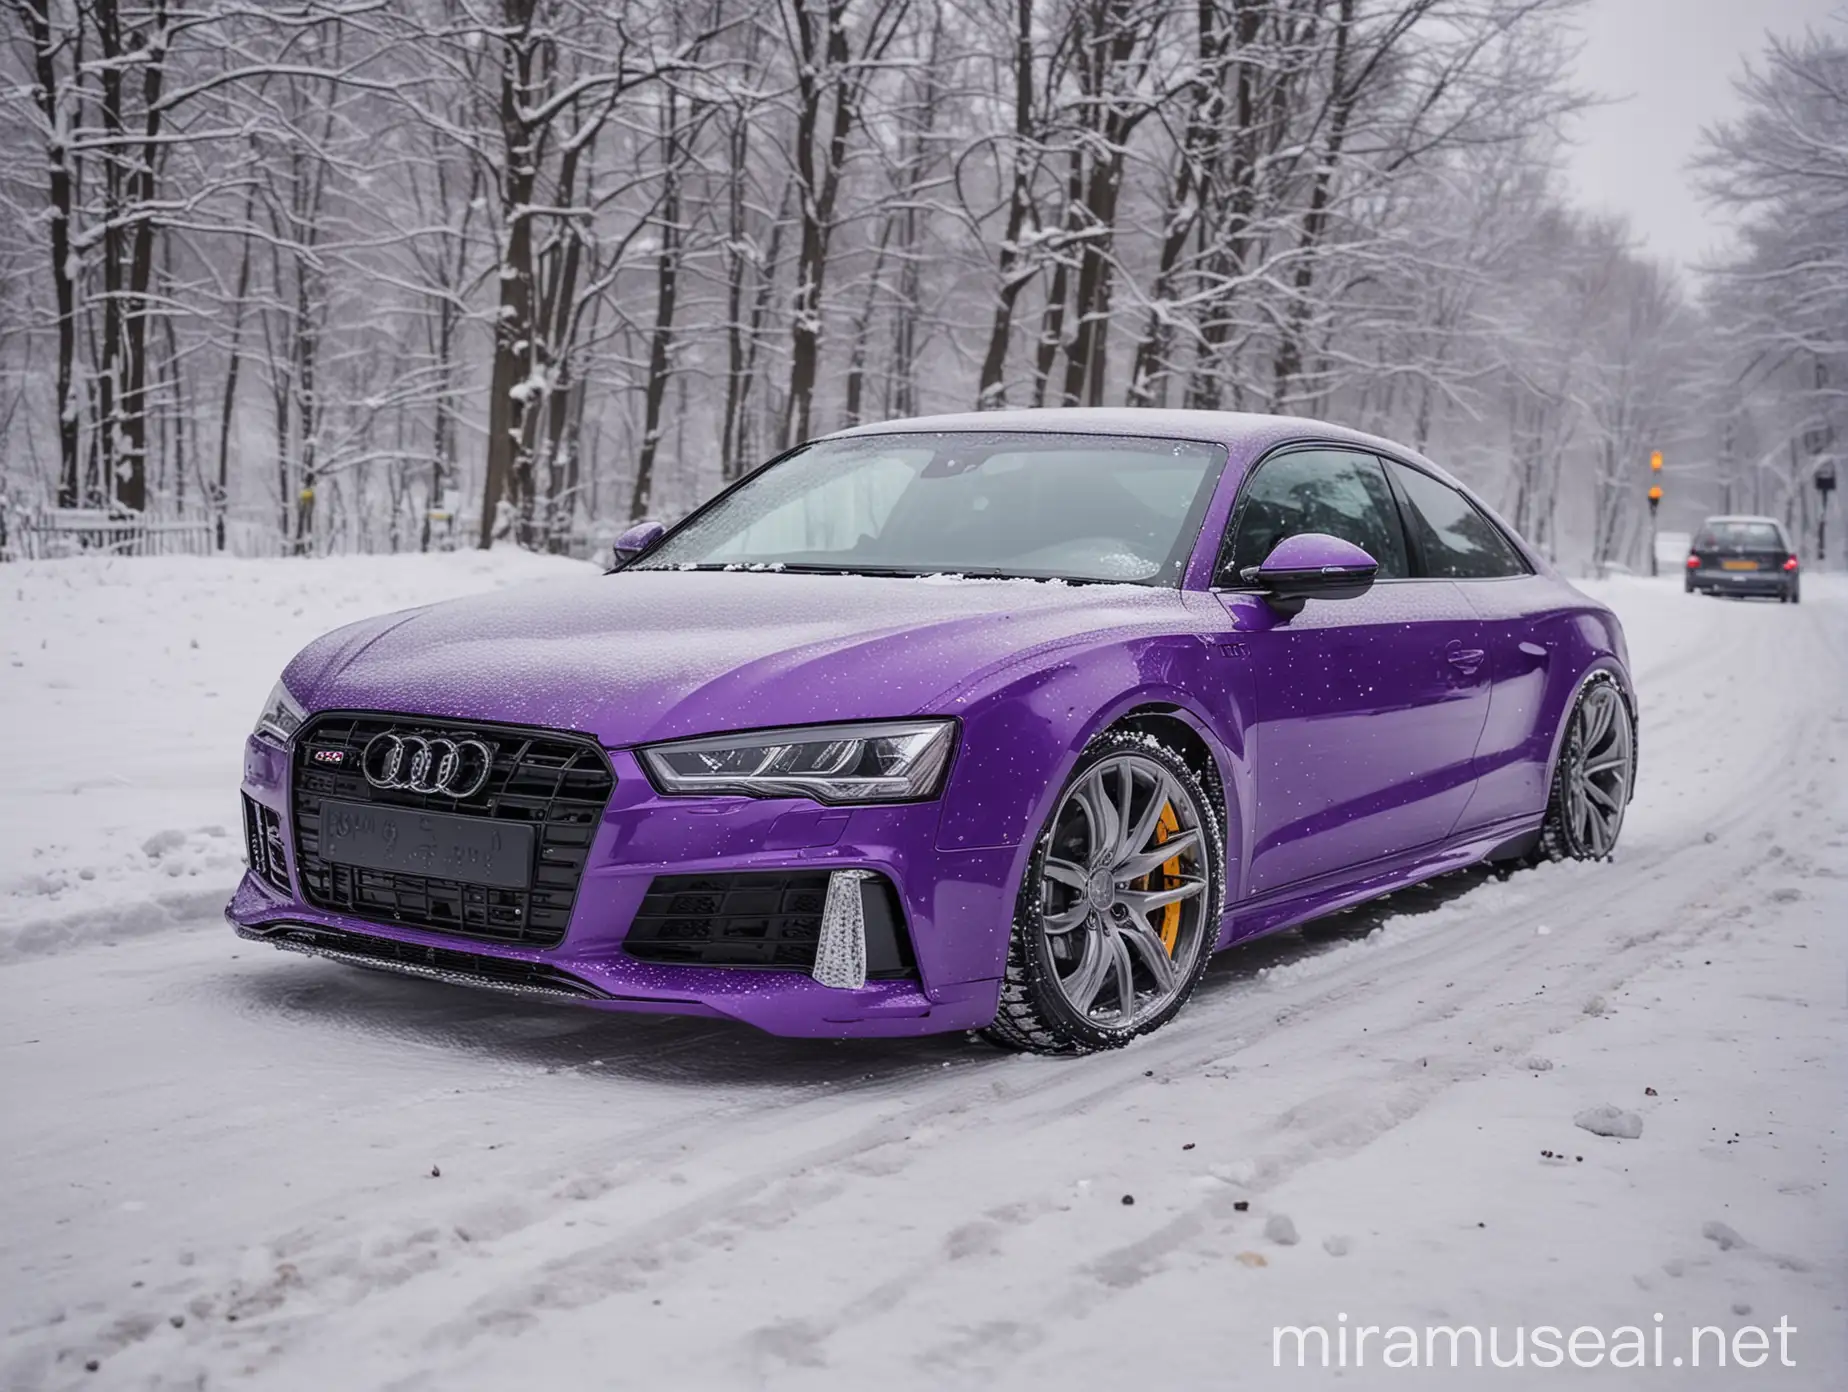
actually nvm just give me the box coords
[1647,451,1663,575]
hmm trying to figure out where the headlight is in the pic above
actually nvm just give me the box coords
[253,679,307,744]
[640,720,955,804]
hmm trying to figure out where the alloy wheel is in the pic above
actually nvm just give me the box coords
[1562,681,1634,857]
[1036,753,1210,1029]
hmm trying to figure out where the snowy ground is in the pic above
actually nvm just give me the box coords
[0,551,589,964]
[1,558,1843,1390]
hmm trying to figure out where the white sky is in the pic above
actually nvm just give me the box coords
[1561,0,1847,268]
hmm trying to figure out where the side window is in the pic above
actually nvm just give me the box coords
[1219,449,1409,584]
[1385,461,1528,579]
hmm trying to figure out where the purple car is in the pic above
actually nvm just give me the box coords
[231,409,1636,1054]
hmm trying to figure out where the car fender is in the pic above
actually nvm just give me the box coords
[933,631,1250,871]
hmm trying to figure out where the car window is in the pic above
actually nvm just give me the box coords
[1695,520,1784,550]
[1219,448,1409,584]
[1385,461,1528,579]
[639,432,1227,585]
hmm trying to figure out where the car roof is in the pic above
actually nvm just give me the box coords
[1701,515,1784,526]
[822,407,1459,482]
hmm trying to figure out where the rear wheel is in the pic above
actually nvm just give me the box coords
[984,731,1223,1055]
[1538,675,1635,861]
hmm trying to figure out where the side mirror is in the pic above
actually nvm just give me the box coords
[1249,533,1378,611]
[611,520,666,569]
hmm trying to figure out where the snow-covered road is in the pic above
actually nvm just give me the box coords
[2,562,1843,1390]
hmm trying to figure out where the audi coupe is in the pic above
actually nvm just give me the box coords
[231,409,1636,1053]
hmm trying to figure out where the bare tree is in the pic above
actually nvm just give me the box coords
[777,0,913,447]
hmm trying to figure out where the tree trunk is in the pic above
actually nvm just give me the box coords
[117,0,170,514]
[631,91,686,522]
[842,220,893,427]
[1272,0,1357,409]
[478,0,540,549]
[974,0,1038,409]
[1127,0,1225,408]
[19,0,81,507]
[214,207,254,551]
[781,0,907,446]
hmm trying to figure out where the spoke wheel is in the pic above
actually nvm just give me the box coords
[1540,676,1635,861]
[985,731,1223,1055]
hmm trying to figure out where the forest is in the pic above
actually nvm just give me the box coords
[2,0,1843,570]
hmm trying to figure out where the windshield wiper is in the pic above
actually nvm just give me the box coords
[774,562,1055,580]
[631,560,1037,580]
[625,560,1139,585]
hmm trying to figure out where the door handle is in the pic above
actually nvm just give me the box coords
[1446,647,1486,675]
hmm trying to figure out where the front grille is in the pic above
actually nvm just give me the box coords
[242,795,291,894]
[624,871,915,975]
[253,923,606,1000]
[291,713,614,947]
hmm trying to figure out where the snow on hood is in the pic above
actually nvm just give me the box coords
[284,569,1185,746]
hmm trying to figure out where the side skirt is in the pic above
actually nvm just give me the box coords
[1215,814,1542,950]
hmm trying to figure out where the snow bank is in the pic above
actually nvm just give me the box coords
[0,550,594,961]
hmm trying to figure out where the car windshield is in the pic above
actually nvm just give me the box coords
[1698,521,1783,549]
[634,431,1228,585]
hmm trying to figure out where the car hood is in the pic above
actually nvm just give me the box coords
[284,569,1188,747]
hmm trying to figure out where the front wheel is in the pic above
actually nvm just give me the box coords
[1538,675,1636,861]
[984,730,1224,1055]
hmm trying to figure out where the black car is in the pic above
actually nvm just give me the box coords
[1685,515,1800,603]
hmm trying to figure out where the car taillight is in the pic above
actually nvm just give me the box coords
[1783,556,1799,571]
[1686,555,1701,569]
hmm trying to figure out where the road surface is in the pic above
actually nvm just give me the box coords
[3,572,1843,1390]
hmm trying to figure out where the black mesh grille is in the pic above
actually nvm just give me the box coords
[624,871,914,974]
[290,713,614,947]
[242,795,291,894]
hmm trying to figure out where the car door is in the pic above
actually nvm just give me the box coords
[1214,447,1491,897]
[1381,458,1553,832]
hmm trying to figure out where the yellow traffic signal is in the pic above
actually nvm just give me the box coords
[1649,450,1663,472]
[1647,484,1663,502]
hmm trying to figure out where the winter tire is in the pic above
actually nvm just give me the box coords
[983,730,1224,1055]
[1537,673,1635,862]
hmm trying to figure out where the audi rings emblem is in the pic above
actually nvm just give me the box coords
[361,732,495,799]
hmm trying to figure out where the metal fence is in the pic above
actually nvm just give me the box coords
[2,510,286,561]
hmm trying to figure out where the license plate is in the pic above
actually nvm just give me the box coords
[318,799,534,889]
[1721,559,1759,571]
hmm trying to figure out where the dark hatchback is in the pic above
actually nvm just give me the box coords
[1686,516,1800,603]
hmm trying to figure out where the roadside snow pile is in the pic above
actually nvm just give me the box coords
[0,550,593,961]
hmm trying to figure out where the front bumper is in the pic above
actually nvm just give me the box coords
[229,734,1013,1037]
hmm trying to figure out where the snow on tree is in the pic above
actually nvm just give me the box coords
[1,1,1841,569]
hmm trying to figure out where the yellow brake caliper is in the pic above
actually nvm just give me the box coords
[1149,803,1183,955]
